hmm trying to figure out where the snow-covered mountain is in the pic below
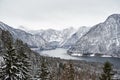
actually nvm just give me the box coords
[29,27,76,49]
[68,14,120,57]
[61,26,90,48]
[0,22,77,50]
[29,29,62,42]
[17,26,30,31]
[59,27,77,46]
[0,21,47,48]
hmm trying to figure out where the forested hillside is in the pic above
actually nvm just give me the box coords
[0,28,119,80]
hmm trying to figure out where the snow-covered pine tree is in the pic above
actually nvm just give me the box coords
[40,57,49,80]
[15,39,31,80]
[0,30,30,80]
[0,30,19,80]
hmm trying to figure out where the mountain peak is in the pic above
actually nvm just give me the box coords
[68,14,120,57]
[18,25,30,31]
[106,14,120,20]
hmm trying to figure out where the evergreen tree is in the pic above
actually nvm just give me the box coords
[40,57,49,80]
[15,39,30,80]
[61,62,75,80]
[99,61,114,80]
[0,30,19,80]
[68,62,75,80]
[0,31,30,80]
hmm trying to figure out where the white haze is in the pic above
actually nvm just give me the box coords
[0,0,120,30]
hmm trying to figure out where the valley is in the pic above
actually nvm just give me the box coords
[0,14,120,79]
[33,48,120,68]
[0,0,120,79]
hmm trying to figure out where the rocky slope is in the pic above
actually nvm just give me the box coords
[61,26,90,48]
[29,27,76,49]
[68,14,120,57]
[29,29,62,42]
[0,21,47,48]
[0,22,79,50]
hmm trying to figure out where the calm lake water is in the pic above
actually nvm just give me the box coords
[35,48,120,68]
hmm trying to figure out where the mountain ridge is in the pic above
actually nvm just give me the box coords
[0,21,47,48]
[68,14,120,57]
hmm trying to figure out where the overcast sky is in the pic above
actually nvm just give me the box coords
[0,0,120,30]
